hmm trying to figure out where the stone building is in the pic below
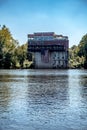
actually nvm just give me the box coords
[28,32,69,69]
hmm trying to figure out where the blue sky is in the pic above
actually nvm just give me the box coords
[0,0,87,47]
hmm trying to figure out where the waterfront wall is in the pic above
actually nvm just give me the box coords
[33,51,68,69]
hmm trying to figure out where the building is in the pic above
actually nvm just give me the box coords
[28,32,69,69]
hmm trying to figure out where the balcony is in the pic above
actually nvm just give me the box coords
[28,45,65,52]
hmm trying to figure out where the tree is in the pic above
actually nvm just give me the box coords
[16,44,27,68]
[0,38,4,68]
[78,34,87,68]
[0,25,18,68]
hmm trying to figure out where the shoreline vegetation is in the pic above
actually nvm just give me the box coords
[0,25,87,69]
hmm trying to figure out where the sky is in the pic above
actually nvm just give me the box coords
[0,0,87,47]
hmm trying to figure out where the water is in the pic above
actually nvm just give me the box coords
[0,69,87,130]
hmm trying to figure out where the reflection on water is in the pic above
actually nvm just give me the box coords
[0,69,87,130]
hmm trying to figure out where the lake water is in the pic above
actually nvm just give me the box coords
[0,69,87,130]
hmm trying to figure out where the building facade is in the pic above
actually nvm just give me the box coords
[28,32,69,69]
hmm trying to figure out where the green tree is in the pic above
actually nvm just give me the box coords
[0,25,18,68]
[78,34,87,68]
[16,44,27,68]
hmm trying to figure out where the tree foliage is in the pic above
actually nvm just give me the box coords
[0,25,17,68]
[0,25,32,69]
[78,34,87,68]
[78,34,87,57]
[69,34,87,69]
[16,44,27,68]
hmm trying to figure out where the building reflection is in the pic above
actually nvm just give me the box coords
[27,72,69,109]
